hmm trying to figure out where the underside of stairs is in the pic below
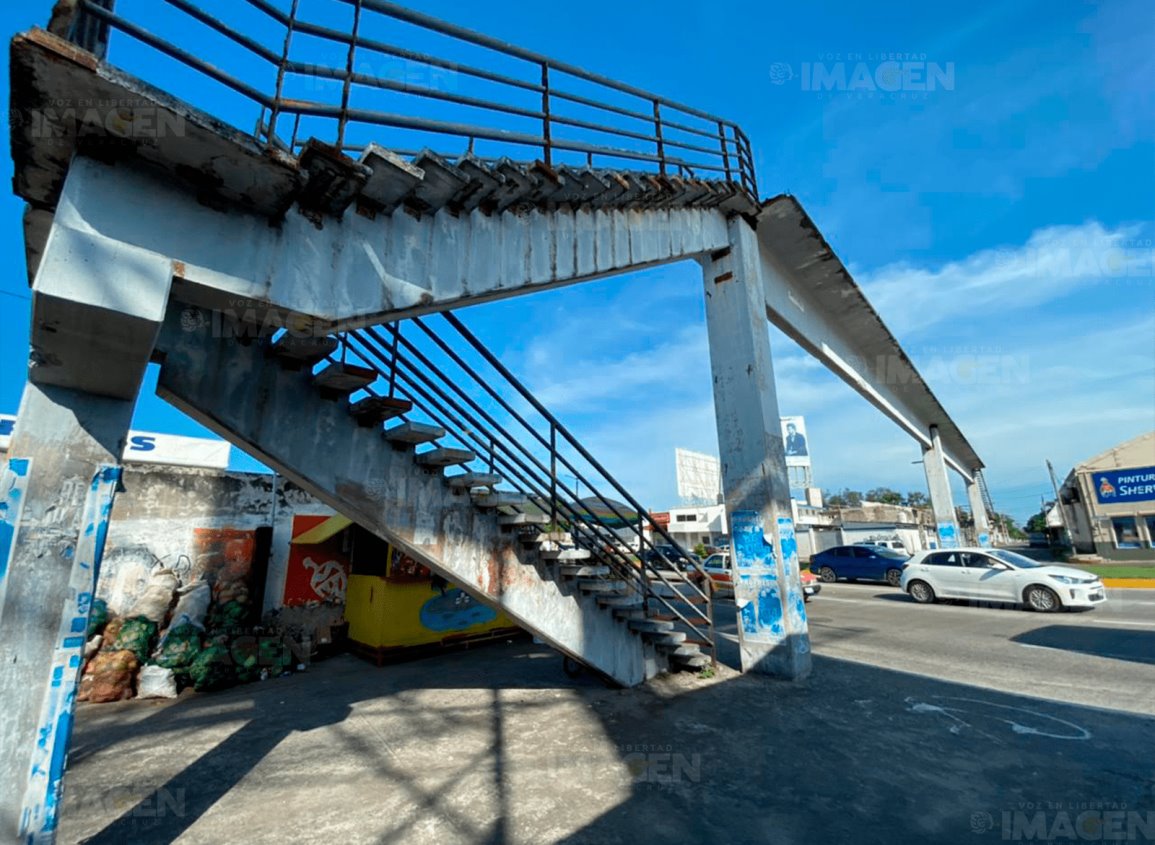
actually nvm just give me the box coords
[153,307,715,686]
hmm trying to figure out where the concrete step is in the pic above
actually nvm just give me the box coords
[577,579,628,594]
[269,334,338,368]
[349,395,412,426]
[313,362,377,398]
[670,653,711,670]
[359,144,425,214]
[497,512,550,526]
[628,618,675,634]
[446,472,503,489]
[384,421,445,445]
[298,140,370,219]
[596,595,643,609]
[658,642,703,657]
[521,530,570,544]
[541,548,591,562]
[416,447,476,468]
[472,491,529,509]
[612,606,647,621]
[642,630,687,646]
[409,151,469,214]
[558,564,610,578]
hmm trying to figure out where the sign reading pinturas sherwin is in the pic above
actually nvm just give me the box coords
[1092,466,1155,505]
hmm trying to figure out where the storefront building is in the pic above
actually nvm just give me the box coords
[1059,431,1155,562]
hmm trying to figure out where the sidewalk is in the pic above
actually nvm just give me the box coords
[59,640,1155,845]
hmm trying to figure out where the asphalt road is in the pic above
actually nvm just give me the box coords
[715,583,1155,716]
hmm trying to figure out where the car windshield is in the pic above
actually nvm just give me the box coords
[988,549,1044,569]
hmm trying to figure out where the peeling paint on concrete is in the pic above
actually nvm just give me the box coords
[0,458,32,628]
[20,464,119,843]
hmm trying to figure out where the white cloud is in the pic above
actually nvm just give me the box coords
[858,220,1154,336]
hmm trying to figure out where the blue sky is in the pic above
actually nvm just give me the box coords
[1,0,1153,524]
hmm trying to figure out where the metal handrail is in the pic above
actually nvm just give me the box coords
[312,317,717,659]
[70,0,758,200]
[346,325,717,650]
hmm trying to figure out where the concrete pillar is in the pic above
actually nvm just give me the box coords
[0,384,133,842]
[701,219,810,679]
[0,174,172,841]
[966,478,991,547]
[922,426,959,549]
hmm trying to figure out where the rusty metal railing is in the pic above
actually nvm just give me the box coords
[66,0,758,200]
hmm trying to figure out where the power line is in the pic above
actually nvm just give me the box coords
[0,289,31,301]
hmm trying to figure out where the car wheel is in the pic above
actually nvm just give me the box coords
[818,566,837,583]
[1025,585,1061,612]
[885,568,902,588]
[908,580,936,604]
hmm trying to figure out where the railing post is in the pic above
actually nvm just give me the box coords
[549,424,557,528]
[653,99,666,175]
[541,62,552,167]
[387,321,400,397]
[718,120,733,183]
[338,0,364,151]
[269,0,301,152]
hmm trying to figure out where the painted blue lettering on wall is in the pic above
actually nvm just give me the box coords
[0,458,32,588]
[0,418,14,437]
[978,532,990,548]
[128,435,157,453]
[731,510,775,570]
[1092,466,1155,505]
[937,522,959,549]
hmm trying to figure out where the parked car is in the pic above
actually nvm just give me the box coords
[900,547,1106,612]
[810,545,910,587]
[702,552,821,602]
[855,539,908,554]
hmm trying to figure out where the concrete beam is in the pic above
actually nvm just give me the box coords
[0,383,130,842]
[755,196,982,480]
[923,426,960,549]
[701,219,811,679]
[52,156,730,330]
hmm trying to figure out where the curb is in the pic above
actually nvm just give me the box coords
[1101,578,1155,589]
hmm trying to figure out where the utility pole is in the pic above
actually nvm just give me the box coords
[1045,460,1075,551]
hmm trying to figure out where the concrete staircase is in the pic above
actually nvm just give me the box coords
[153,308,713,686]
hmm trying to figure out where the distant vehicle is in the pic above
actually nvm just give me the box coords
[810,545,910,587]
[641,545,703,584]
[702,552,821,602]
[856,539,907,553]
[1027,532,1049,548]
[900,547,1106,612]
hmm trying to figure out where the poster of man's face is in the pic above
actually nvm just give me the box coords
[781,416,810,465]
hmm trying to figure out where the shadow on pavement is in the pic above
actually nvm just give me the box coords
[62,637,1155,845]
[1012,625,1155,666]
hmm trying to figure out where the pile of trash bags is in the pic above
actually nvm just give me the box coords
[78,566,302,704]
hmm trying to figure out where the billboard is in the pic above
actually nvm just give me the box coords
[675,448,722,503]
[1092,467,1155,505]
[1,414,230,469]
[780,416,810,468]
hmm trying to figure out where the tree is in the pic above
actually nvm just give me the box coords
[1024,510,1048,534]
[905,491,928,507]
[995,513,1025,540]
[822,488,863,508]
[866,487,903,505]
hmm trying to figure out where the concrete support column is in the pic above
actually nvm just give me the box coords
[701,219,810,679]
[0,384,133,842]
[0,184,172,841]
[966,478,991,547]
[923,426,959,549]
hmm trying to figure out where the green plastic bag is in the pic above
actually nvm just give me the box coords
[86,599,109,639]
[153,623,202,669]
[110,616,158,663]
[207,600,248,632]
[187,643,235,692]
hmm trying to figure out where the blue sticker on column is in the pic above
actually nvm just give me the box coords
[937,522,959,549]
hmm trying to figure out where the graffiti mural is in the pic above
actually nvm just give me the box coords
[283,515,351,606]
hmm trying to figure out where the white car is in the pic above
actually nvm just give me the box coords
[900,547,1106,611]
